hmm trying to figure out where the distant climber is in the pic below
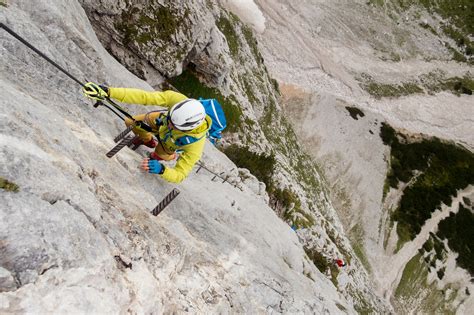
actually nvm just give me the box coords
[335,259,346,268]
[83,82,212,183]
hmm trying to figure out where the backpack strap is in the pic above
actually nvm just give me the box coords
[174,135,205,146]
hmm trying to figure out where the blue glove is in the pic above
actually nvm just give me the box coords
[141,158,164,174]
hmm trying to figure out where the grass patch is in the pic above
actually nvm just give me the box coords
[395,252,457,313]
[216,14,240,58]
[304,247,339,286]
[437,204,474,275]
[394,220,413,252]
[420,22,439,35]
[1,177,19,192]
[290,209,316,229]
[336,303,347,312]
[353,296,375,315]
[352,243,372,273]
[442,25,474,62]
[414,0,474,37]
[375,0,474,63]
[381,123,474,245]
[275,188,300,212]
[361,72,474,98]
[349,224,372,273]
[395,253,427,298]
[345,106,365,120]
[222,144,276,187]
[362,80,424,99]
[242,25,261,62]
[115,5,186,46]
[421,72,474,95]
[223,144,310,224]
[168,68,242,132]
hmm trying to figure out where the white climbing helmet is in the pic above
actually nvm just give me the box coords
[168,99,206,131]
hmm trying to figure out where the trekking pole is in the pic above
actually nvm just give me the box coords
[0,23,152,129]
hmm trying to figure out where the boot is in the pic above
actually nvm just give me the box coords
[132,137,157,148]
[150,151,177,161]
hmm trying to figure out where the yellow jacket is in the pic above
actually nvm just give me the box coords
[109,88,211,183]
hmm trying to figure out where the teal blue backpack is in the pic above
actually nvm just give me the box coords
[172,98,227,146]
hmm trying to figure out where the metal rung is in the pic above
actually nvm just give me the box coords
[151,188,181,216]
[106,135,134,158]
[114,125,134,143]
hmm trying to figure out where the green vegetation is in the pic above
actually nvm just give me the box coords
[216,14,240,57]
[362,80,423,99]
[259,100,323,193]
[287,209,315,229]
[381,123,474,243]
[422,237,434,252]
[115,5,186,46]
[304,247,339,286]
[438,204,474,275]
[349,224,372,273]
[395,249,460,313]
[420,72,474,95]
[168,68,242,132]
[1,177,19,192]
[275,188,304,223]
[345,106,366,120]
[170,13,316,232]
[419,22,438,35]
[222,144,276,187]
[413,0,474,37]
[432,235,446,261]
[368,0,474,62]
[242,76,258,105]
[352,243,372,273]
[242,25,261,63]
[360,72,474,98]
[442,25,474,62]
[222,144,313,227]
[396,253,425,302]
[353,296,376,315]
[336,303,347,312]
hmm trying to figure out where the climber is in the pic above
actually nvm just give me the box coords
[82,82,212,184]
[335,259,346,268]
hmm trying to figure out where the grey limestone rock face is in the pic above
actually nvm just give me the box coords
[0,1,354,313]
[80,0,232,86]
[75,1,393,312]
[0,267,16,292]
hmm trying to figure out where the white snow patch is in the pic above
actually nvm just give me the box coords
[219,0,266,33]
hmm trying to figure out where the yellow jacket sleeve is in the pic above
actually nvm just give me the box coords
[160,138,206,183]
[109,88,187,108]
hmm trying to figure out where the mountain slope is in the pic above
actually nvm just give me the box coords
[254,0,474,312]
[0,1,353,313]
